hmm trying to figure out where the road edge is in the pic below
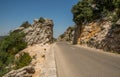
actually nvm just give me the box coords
[45,43,57,77]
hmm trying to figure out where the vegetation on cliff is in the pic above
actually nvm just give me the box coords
[15,52,32,69]
[0,17,54,76]
[39,17,45,23]
[72,0,120,24]
[20,21,31,28]
[0,27,31,76]
[58,26,75,42]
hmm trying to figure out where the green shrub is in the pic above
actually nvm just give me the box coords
[72,0,120,24]
[0,31,27,76]
[71,0,94,24]
[0,32,27,55]
[15,52,32,69]
[20,21,31,28]
[39,17,45,23]
[0,52,14,76]
[0,68,10,77]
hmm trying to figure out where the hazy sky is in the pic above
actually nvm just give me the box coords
[0,0,78,37]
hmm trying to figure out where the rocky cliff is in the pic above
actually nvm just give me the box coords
[3,18,54,77]
[74,19,120,53]
[71,0,120,53]
[14,18,53,45]
[58,26,75,43]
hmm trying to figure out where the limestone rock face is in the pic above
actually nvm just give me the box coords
[100,25,120,53]
[82,21,112,48]
[74,19,120,53]
[14,18,54,45]
[58,26,75,43]
[79,20,111,45]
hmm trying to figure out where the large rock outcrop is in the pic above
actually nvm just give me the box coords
[74,19,120,53]
[14,18,54,45]
[58,26,75,43]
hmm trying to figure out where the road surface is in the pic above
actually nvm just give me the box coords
[53,42,120,77]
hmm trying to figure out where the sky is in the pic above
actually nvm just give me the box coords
[0,0,79,38]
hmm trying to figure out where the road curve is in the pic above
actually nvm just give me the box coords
[53,42,120,77]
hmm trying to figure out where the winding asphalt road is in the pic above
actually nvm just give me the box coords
[53,42,120,77]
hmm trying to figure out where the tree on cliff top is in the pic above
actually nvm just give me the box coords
[72,0,120,24]
[71,0,94,24]
[39,17,45,23]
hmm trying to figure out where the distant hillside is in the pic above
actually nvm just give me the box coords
[0,36,5,40]
[58,26,75,43]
